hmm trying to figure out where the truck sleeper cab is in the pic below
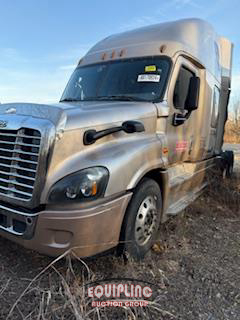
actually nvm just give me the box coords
[0,18,234,259]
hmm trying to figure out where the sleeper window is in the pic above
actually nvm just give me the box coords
[173,66,195,110]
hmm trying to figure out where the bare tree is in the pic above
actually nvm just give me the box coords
[224,95,240,143]
[232,97,240,125]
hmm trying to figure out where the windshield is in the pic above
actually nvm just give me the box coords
[61,57,171,103]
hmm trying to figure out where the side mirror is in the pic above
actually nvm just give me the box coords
[122,120,145,133]
[185,76,200,111]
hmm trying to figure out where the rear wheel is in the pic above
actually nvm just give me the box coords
[120,178,162,260]
[221,150,234,179]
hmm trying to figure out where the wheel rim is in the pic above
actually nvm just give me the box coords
[134,195,159,246]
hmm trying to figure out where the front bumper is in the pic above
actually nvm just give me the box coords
[0,193,132,257]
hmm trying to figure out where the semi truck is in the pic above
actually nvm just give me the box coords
[0,18,234,259]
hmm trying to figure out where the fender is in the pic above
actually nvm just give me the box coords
[40,133,167,203]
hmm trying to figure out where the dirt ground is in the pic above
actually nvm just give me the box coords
[0,147,239,320]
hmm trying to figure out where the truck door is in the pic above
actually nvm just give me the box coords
[166,57,201,164]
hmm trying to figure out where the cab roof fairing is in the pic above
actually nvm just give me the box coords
[78,18,232,84]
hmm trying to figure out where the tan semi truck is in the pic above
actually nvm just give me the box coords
[0,18,234,259]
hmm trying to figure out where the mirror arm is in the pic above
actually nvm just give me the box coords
[172,110,192,126]
[83,127,123,145]
[185,110,192,119]
[83,120,145,145]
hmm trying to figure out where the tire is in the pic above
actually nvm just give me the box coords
[119,178,162,260]
[222,150,234,179]
[226,151,234,178]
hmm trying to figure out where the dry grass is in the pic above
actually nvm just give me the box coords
[224,120,240,143]
[1,171,240,320]
[5,252,176,320]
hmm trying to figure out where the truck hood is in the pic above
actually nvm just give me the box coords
[54,100,157,131]
[0,101,157,132]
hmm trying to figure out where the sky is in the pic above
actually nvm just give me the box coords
[0,0,239,105]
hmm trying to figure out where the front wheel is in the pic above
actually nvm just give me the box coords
[120,178,162,260]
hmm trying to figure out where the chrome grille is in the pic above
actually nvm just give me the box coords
[0,128,41,201]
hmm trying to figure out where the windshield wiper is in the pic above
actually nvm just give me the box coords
[61,96,147,102]
[95,95,143,102]
[60,98,81,102]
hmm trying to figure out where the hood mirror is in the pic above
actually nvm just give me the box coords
[122,120,145,133]
[84,120,145,145]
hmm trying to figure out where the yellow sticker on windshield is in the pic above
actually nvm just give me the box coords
[145,65,157,72]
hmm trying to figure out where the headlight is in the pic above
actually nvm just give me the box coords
[48,167,109,204]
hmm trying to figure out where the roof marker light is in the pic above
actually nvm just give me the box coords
[78,58,83,65]
[160,45,167,53]
[119,49,126,57]
[101,52,107,60]
[111,51,116,59]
